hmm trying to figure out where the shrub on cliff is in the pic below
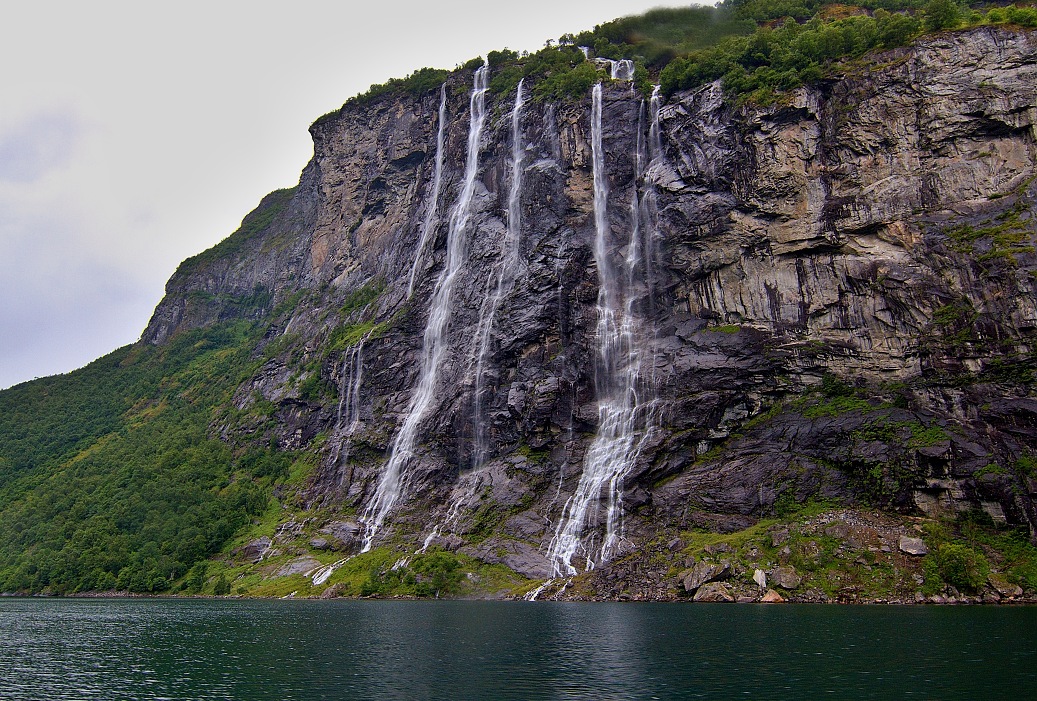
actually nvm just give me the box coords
[924,542,990,593]
[923,0,962,30]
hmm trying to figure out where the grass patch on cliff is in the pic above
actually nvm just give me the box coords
[944,197,1036,267]
[328,320,391,352]
[178,187,296,275]
[952,513,1037,592]
[213,546,531,599]
[801,395,875,418]
[339,281,385,317]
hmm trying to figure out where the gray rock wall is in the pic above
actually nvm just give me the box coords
[142,27,1037,568]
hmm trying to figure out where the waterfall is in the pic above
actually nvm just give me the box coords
[547,83,658,576]
[648,86,663,163]
[418,471,485,553]
[360,65,490,552]
[471,79,525,468]
[592,58,635,82]
[610,59,635,81]
[407,84,449,299]
[336,341,364,430]
[326,340,365,479]
[644,85,663,310]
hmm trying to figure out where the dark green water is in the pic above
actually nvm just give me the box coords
[1,599,1035,700]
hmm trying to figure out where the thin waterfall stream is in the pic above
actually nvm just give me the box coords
[471,79,525,469]
[547,83,659,576]
[329,340,365,472]
[407,84,448,299]
[360,65,490,552]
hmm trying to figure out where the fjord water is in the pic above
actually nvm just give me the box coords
[3,599,1035,700]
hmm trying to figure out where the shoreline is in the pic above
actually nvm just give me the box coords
[2,590,1034,606]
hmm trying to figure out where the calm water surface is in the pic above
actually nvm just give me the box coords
[1,598,1034,700]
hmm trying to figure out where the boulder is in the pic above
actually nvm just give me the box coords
[236,536,271,562]
[761,589,785,603]
[320,583,344,599]
[320,521,360,548]
[693,582,735,602]
[770,566,802,590]
[460,538,553,579]
[824,522,850,539]
[753,569,767,589]
[681,560,731,593]
[988,573,1023,598]
[898,536,928,556]
[275,556,322,577]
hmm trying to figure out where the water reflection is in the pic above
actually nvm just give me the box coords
[1,598,1035,700]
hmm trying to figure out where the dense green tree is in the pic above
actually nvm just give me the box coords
[0,321,281,594]
[924,0,961,31]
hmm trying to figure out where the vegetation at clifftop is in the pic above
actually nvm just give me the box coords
[312,0,1037,120]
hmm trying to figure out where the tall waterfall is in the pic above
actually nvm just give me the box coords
[547,83,659,576]
[643,86,664,311]
[407,84,448,299]
[471,79,525,468]
[325,340,365,483]
[361,65,490,552]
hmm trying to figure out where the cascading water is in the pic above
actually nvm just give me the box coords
[417,471,484,553]
[547,83,659,576]
[592,58,636,82]
[407,84,449,299]
[648,87,663,172]
[471,79,525,468]
[610,59,635,82]
[330,340,365,469]
[360,65,490,552]
[643,86,664,312]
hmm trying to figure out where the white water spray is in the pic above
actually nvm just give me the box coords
[471,80,526,468]
[337,341,364,428]
[360,66,490,552]
[643,86,663,309]
[610,59,635,81]
[324,339,366,484]
[592,58,636,82]
[547,83,658,576]
[418,471,484,553]
[407,84,449,298]
[312,557,350,586]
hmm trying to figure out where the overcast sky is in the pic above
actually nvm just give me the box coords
[0,0,698,390]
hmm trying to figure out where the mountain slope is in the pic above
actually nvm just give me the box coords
[3,12,1037,601]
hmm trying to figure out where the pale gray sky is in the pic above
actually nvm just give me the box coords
[0,0,697,389]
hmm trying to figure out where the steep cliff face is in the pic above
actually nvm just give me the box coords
[144,27,1037,589]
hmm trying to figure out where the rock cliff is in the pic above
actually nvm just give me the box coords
[145,26,1037,592]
